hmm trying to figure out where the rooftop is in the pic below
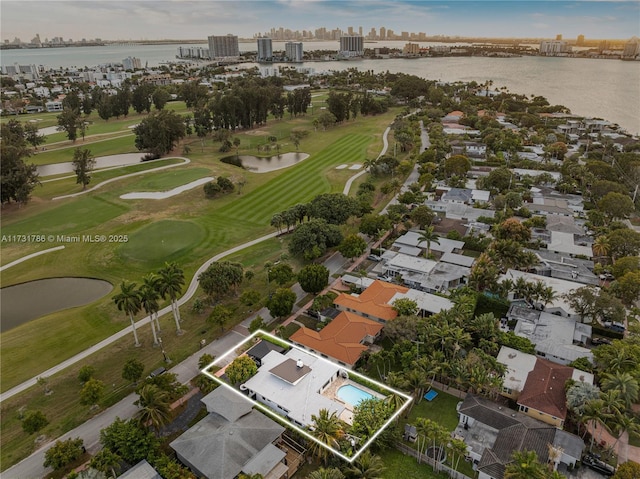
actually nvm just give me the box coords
[334,280,408,321]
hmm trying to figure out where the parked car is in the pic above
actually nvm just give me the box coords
[367,254,382,262]
[591,337,612,346]
[583,453,615,476]
[604,322,625,333]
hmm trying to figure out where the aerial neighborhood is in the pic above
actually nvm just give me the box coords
[1,19,640,479]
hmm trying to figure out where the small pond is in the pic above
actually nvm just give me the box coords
[0,277,113,332]
[221,152,310,173]
[37,153,146,177]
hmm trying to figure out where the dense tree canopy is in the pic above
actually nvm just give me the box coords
[0,120,40,205]
[198,261,244,301]
[298,263,330,294]
[225,355,258,385]
[134,109,186,157]
[288,219,343,260]
[308,193,361,225]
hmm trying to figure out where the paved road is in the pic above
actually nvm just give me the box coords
[2,329,245,479]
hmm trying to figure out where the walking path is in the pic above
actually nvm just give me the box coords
[52,157,190,200]
[0,246,65,272]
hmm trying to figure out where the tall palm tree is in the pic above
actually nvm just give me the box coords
[581,398,612,451]
[113,280,142,347]
[139,274,161,345]
[158,262,185,335]
[345,450,385,479]
[592,235,610,259]
[135,383,172,434]
[448,438,468,472]
[309,409,344,465]
[418,226,440,258]
[602,371,639,409]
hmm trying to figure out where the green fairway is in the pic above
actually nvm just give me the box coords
[118,220,207,265]
[31,134,137,167]
[116,168,211,192]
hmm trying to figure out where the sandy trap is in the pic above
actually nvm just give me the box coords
[120,177,213,200]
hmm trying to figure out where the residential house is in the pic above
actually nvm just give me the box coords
[392,230,464,257]
[119,460,161,479]
[45,101,63,112]
[242,348,348,427]
[450,140,487,159]
[508,305,593,365]
[529,250,599,286]
[455,395,585,479]
[246,339,286,367]
[437,187,491,206]
[334,279,453,321]
[381,253,470,294]
[499,269,596,319]
[289,311,383,368]
[171,387,290,479]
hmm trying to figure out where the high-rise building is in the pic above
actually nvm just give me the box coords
[207,34,240,58]
[539,40,571,56]
[256,37,273,62]
[285,42,304,62]
[339,35,364,57]
[622,36,640,59]
[379,27,386,40]
[122,56,142,70]
[556,34,563,41]
[576,34,585,46]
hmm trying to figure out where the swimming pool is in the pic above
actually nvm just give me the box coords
[337,384,374,406]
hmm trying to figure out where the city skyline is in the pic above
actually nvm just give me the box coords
[1,0,639,43]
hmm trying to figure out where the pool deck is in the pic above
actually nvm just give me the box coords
[321,377,385,424]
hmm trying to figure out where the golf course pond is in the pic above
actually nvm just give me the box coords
[0,277,113,332]
[222,152,310,172]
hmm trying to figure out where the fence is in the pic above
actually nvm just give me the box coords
[395,442,474,479]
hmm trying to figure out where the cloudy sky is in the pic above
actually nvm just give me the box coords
[2,1,638,42]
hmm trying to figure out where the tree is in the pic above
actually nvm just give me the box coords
[359,214,392,238]
[350,398,395,444]
[122,358,145,384]
[140,273,162,344]
[113,280,142,347]
[1,120,40,205]
[494,218,531,244]
[22,410,49,434]
[566,381,600,417]
[152,87,171,110]
[392,298,418,316]
[503,450,546,479]
[44,437,84,471]
[289,219,343,260]
[612,256,640,279]
[345,450,385,478]
[338,234,367,260]
[307,468,345,479]
[266,288,297,318]
[608,228,640,259]
[158,262,185,334]
[611,270,640,305]
[598,192,635,222]
[80,378,105,407]
[132,83,154,113]
[309,409,345,464]
[23,122,46,149]
[198,261,244,302]
[100,418,159,464]
[308,193,361,225]
[207,304,232,332]
[135,383,172,433]
[444,154,471,178]
[418,226,440,257]
[613,461,640,479]
[225,355,258,385]
[90,449,121,479]
[592,235,611,259]
[602,371,639,409]
[268,263,295,286]
[78,365,95,383]
[56,108,83,142]
[298,264,330,294]
[134,109,186,157]
[410,205,435,229]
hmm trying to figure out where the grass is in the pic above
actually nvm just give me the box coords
[114,167,211,192]
[402,388,462,432]
[379,448,450,479]
[0,105,401,469]
[29,135,137,166]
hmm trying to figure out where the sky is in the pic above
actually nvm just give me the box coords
[1,0,639,42]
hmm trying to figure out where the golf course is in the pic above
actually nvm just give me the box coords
[0,96,403,468]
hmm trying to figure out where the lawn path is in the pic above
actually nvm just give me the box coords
[52,157,191,200]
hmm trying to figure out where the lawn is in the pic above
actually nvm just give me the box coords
[0,106,402,469]
[379,448,450,479]
[403,388,463,432]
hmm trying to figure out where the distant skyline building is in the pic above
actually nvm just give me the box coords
[576,34,585,46]
[622,36,640,59]
[122,56,141,70]
[339,35,364,57]
[256,37,272,61]
[539,40,572,56]
[207,34,239,58]
[285,41,303,62]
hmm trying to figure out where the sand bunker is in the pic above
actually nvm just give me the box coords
[120,177,213,200]
[336,164,348,170]
[349,164,363,170]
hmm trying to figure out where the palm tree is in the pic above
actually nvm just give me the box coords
[504,450,546,479]
[307,468,344,479]
[158,262,185,335]
[403,368,428,403]
[345,450,385,479]
[592,235,610,259]
[113,280,142,347]
[602,371,639,409]
[581,398,612,451]
[448,438,468,473]
[309,409,344,464]
[139,274,161,346]
[135,383,172,434]
[418,226,440,258]
[90,449,121,479]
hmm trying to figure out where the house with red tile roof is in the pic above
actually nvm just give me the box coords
[334,280,408,322]
[516,358,575,428]
[289,311,383,368]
